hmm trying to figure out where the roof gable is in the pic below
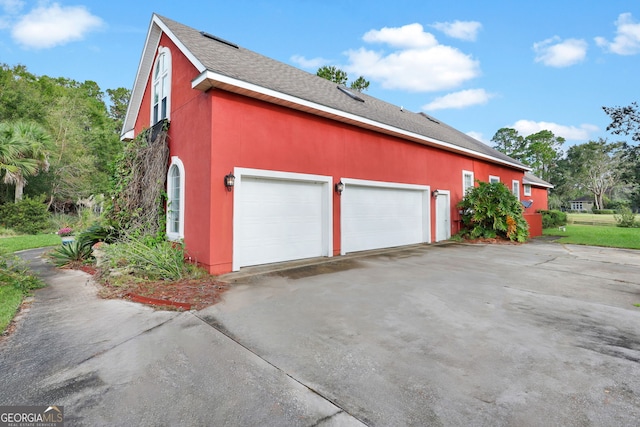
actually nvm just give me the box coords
[123,14,528,171]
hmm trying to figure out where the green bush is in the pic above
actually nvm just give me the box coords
[457,181,529,242]
[593,209,616,215]
[538,210,567,229]
[0,196,50,234]
[614,206,638,228]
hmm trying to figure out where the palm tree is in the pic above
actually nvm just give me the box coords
[0,121,52,202]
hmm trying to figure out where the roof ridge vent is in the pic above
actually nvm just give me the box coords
[337,85,365,102]
[200,31,239,49]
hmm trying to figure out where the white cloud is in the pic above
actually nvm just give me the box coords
[595,12,640,55]
[511,120,599,141]
[11,2,103,49]
[422,88,494,111]
[533,36,587,67]
[431,20,482,42]
[346,23,480,92]
[363,23,438,49]
[0,0,24,14]
[290,55,332,69]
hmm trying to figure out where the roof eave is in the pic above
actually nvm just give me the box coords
[192,70,529,171]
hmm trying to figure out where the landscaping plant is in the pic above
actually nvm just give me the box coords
[457,181,529,242]
[538,209,567,229]
[614,206,638,228]
[101,237,201,281]
[49,236,94,267]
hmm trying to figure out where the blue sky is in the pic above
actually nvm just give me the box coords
[0,1,639,148]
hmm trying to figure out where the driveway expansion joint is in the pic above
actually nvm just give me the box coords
[193,312,368,426]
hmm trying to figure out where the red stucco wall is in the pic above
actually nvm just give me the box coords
[133,35,543,274]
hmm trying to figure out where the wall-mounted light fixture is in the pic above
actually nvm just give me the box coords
[335,180,345,195]
[432,189,440,198]
[224,172,235,192]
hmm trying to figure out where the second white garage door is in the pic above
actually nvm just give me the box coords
[341,179,430,254]
[233,169,332,271]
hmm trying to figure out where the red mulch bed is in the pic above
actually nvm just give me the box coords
[66,263,228,311]
[98,277,229,311]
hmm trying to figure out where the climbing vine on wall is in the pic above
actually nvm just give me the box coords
[106,120,170,238]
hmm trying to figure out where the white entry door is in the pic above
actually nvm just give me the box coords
[435,190,451,242]
[340,178,430,254]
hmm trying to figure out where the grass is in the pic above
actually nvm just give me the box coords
[0,285,24,333]
[567,213,640,226]
[0,234,61,252]
[0,232,55,334]
[543,224,640,249]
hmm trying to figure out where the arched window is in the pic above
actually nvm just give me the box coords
[152,47,171,125]
[166,157,185,240]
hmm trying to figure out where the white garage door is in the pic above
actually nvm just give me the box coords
[341,179,430,254]
[234,169,332,270]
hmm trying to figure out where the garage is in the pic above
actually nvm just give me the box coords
[233,168,333,271]
[340,178,430,254]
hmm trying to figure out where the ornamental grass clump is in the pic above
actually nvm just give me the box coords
[457,181,529,242]
[101,237,202,281]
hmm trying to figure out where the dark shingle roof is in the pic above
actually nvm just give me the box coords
[150,15,526,169]
[523,172,554,188]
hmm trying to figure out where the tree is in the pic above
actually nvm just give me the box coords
[0,121,51,202]
[106,87,131,130]
[563,139,623,210]
[523,130,564,182]
[491,128,563,181]
[603,102,640,142]
[316,66,370,92]
[491,128,526,160]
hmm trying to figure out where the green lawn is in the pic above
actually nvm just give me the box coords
[0,285,24,333]
[543,224,640,249]
[0,234,61,252]
[0,234,56,334]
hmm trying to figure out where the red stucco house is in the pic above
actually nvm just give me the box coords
[122,14,548,275]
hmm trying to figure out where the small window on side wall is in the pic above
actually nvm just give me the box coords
[489,175,500,184]
[524,184,531,197]
[462,170,474,195]
[512,180,520,201]
[152,47,171,125]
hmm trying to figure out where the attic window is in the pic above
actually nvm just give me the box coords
[337,85,364,102]
[419,112,440,124]
[200,31,239,49]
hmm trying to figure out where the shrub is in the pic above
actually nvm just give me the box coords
[614,206,638,228]
[0,196,50,234]
[538,210,567,229]
[0,249,45,293]
[593,209,616,215]
[457,181,529,242]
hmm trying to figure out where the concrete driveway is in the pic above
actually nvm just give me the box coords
[2,241,640,426]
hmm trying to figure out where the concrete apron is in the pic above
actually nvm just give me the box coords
[201,241,640,426]
[0,248,365,426]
